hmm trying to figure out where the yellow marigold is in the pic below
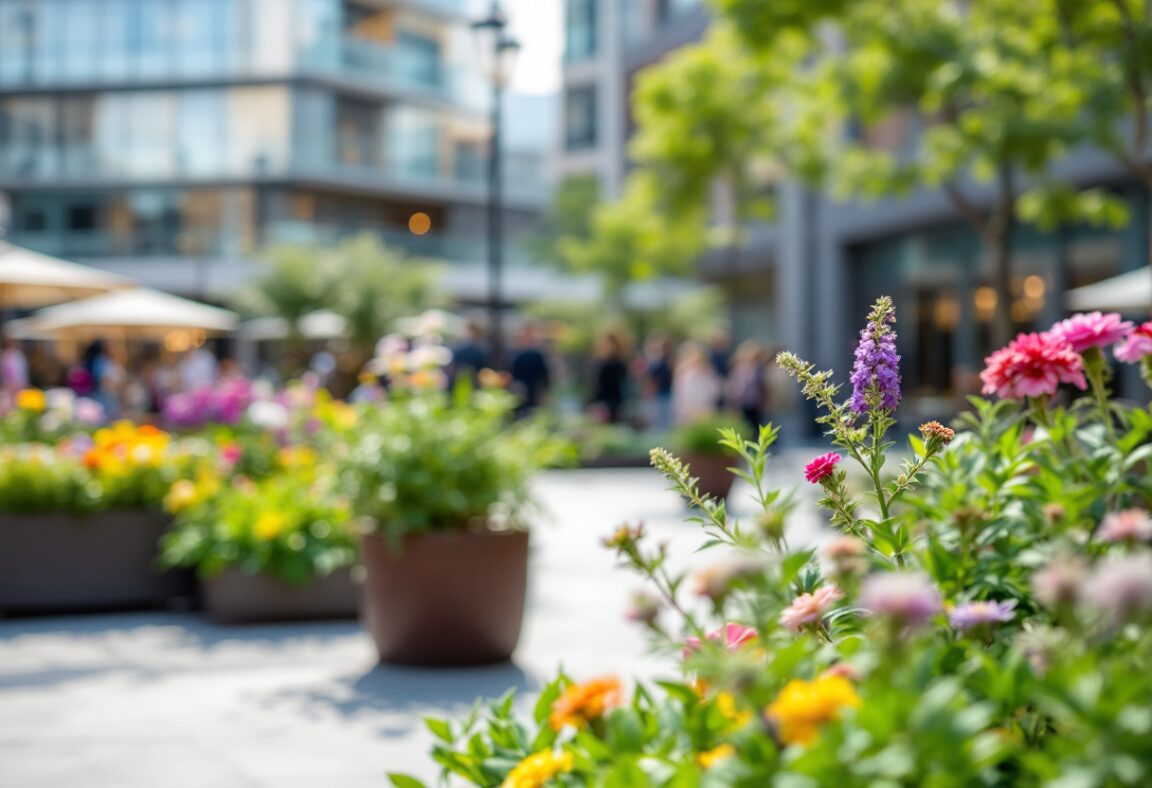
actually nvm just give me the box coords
[549,676,623,731]
[253,512,289,540]
[767,674,861,746]
[715,692,752,728]
[502,749,574,788]
[15,388,45,412]
[697,743,736,769]
[165,479,199,513]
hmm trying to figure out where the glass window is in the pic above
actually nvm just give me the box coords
[60,96,97,174]
[0,97,57,176]
[176,90,227,175]
[565,0,597,62]
[335,98,381,167]
[396,31,442,88]
[226,86,290,174]
[564,85,597,150]
[387,106,440,179]
[177,0,233,78]
[0,1,36,84]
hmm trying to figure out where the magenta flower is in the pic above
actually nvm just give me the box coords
[1114,322,1152,363]
[859,572,942,629]
[980,332,1087,400]
[1049,311,1134,353]
[948,599,1017,632]
[779,585,844,632]
[804,452,841,484]
[1096,509,1152,543]
[683,622,758,659]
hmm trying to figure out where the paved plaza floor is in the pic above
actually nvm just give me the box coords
[0,460,824,786]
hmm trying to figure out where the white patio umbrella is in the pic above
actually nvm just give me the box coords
[31,288,238,340]
[1066,268,1151,314]
[0,243,134,308]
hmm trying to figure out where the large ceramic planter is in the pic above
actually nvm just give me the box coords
[681,452,736,501]
[202,567,359,624]
[0,511,191,614]
[360,529,529,666]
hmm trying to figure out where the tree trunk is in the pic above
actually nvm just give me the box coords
[989,166,1017,349]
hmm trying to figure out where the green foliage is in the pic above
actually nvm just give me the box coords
[525,173,601,264]
[671,414,750,456]
[411,298,1152,784]
[337,389,569,540]
[159,470,357,585]
[237,235,444,361]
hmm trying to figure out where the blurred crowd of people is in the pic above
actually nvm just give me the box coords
[0,318,789,434]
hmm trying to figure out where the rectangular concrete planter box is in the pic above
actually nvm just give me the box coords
[201,566,359,624]
[0,510,190,614]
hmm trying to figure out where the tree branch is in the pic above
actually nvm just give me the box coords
[944,182,993,244]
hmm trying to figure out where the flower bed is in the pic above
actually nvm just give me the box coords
[397,300,1152,786]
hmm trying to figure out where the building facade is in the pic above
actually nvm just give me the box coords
[560,0,1151,422]
[0,0,547,297]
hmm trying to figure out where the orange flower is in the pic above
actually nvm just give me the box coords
[549,676,623,731]
[82,448,103,470]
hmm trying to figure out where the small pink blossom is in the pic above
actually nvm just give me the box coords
[1084,554,1152,626]
[1096,509,1152,543]
[1114,322,1152,363]
[980,332,1087,400]
[1032,556,1087,609]
[683,622,758,659]
[859,572,942,630]
[779,585,844,632]
[804,452,841,484]
[1050,311,1134,353]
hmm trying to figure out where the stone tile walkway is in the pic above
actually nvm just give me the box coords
[0,460,824,785]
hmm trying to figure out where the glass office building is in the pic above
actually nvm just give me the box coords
[0,0,544,287]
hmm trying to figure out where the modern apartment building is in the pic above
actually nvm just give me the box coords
[0,0,547,297]
[560,1,1151,420]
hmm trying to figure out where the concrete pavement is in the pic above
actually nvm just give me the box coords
[0,460,825,786]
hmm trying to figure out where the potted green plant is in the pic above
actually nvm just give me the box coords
[339,386,561,666]
[159,470,359,624]
[669,415,749,500]
[0,424,196,614]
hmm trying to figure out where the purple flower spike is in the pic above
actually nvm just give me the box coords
[948,599,1017,632]
[850,297,901,415]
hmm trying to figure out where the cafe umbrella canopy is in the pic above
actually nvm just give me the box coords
[30,288,238,342]
[0,243,135,309]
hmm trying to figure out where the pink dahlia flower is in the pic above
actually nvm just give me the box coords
[980,332,1087,400]
[1050,311,1134,353]
[1097,509,1152,543]
[779,585,844,632]
[1114,322,1152,363]
[683,622,758,659]
[804,452,841,484]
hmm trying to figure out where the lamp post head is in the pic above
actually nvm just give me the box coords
[471,2,520,88]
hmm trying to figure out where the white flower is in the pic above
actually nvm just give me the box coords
[247,401,290,431]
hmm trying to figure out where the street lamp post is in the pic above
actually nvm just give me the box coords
[471,2,520,369]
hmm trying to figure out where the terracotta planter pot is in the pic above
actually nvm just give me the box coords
[202,567,359,625]
[681,452,736,501]
[360,529,529,666]
[0,511,192,614]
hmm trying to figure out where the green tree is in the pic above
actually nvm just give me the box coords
[234,244,338,355]
[687,0,1129,345]
[525,173,601,263]
[558,172,706,303]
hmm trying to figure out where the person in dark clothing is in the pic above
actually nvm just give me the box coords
[642,333,675,431]
[709,328,732,409]
[509,324,551,417]
[589,331,630,423]
[449,322,489,388]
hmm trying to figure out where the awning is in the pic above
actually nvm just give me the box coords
[1066,268,1151,314]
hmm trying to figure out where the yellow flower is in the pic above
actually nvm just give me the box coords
[253,512,289,540]
[549,676,623,731]
[15,388,45,412]
[715,692,752,728]
[767,674,861,745]
[165,479,199,513]
[502,750,574,788]
[278,447,317,468]
[697,744,736,769]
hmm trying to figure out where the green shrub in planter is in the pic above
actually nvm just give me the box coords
[159,471,356,584]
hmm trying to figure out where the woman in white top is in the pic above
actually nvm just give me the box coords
[672,341,721,425]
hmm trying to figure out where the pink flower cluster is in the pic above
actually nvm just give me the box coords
[779,585,844,632]
[683,622,758,659]
[980,312,1151,400]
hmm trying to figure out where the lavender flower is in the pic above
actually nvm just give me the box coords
[859,572,941,630]
[948,599,1017,632]
[850,297,901,414]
